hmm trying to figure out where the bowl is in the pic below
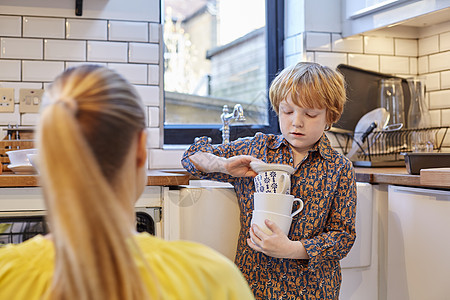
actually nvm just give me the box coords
[6,148,37,166]
[26,153,39,172]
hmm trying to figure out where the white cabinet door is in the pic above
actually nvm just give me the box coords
[340,182,378,300]
[387,185,450,300]
[342,0,450,37]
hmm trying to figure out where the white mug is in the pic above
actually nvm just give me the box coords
[253,192,304,217]
[251,210,293,235]
[254,170,290,194]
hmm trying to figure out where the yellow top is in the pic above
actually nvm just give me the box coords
[0,233,254,300]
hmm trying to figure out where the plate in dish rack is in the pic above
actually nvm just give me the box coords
[7,163,37,175]
[250,161,295,174]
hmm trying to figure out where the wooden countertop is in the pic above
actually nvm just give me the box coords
[0,169,191,187]
[355,167,450,189]
[0,167,447,189]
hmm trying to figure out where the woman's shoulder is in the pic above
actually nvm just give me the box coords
[136,233,254,299]
[137,233,236,268]
[0,236,53,300]
[0,235,53,264]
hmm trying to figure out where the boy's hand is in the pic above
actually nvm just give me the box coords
[189,153,260,177]
[224,155,260,177]
[246,220,309,259]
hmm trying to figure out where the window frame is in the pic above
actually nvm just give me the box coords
[163,0,284,145]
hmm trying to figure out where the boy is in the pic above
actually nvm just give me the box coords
[182,62,356,299]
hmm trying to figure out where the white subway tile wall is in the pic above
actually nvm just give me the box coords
[0,60,21,81]
[65,61,107,69]
[418,35,439,56]
[0,104,20,125]
[306,32,331,51]
[441,31,450,51]
[109,21,148,42]
[298,25,450,150]
[443,109,450,126]
[44,39,86,61]
[148,148,185,169]
[410,57,418,75]
[379,55,409,74]
[107,63,148,85]
[0,13,161,158]
[1,38,43,59]
[425,73,440,91]
[430,90,450,109]
[0,16,21,37]
[442,71,450,89]
[364,36,394,55]
[332,34,363,53]
[418,56,429,74]
[129,43,159,63]
[22,61,65,82]
[305,52,314,62]
[66,19,108,40]
[149,23,160,43]
[23,17,65,38]
[285,52,304,67]
[148,107,160,127]
[429,110,441,127]
[315,52,347,70]
[394,38,418,57]
[146,127,160,148]
[148,65,159,85]
[21,113,39,126]
[87,41,128,62]
[134,85,160,106]
[429,51,450,72]
[347,53,379,72]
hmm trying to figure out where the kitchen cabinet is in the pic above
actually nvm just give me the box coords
[163,180,240,261]
[342,0,450,37]
[386,185,450,299]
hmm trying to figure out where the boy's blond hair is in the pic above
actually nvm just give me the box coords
[269,62,346,125]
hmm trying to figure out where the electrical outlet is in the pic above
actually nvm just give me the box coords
[19,89,44,113]
[0,88,15,113]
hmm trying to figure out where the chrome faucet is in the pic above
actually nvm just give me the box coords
[221,104,245,144]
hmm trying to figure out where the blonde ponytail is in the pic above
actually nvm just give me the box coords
[37,65,151,300]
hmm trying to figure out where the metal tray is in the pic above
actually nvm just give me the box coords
[404,152,450,175]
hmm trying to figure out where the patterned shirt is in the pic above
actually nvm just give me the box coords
[182,132,356,300]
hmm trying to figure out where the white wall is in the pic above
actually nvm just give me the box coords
[0,1,168,169]
[0,0,160,22]
[284,0,450,151]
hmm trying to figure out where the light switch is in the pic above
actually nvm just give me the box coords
[19,88,44,113]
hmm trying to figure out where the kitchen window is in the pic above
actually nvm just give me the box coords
[163,0,283,144]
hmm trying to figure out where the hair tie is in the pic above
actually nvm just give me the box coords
[58,97,78,114]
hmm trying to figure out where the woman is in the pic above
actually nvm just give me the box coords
[0,65,254,300]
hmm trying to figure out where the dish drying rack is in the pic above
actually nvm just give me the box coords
[329,126,450,167]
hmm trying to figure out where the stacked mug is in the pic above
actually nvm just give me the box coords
[250,162,304,236]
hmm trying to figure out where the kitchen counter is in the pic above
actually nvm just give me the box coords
[0,167,448,189]
[0,169,191,187]
[354,167,420,186]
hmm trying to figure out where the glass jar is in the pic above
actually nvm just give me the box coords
[379,78,405,127]
[407,77,434,152]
